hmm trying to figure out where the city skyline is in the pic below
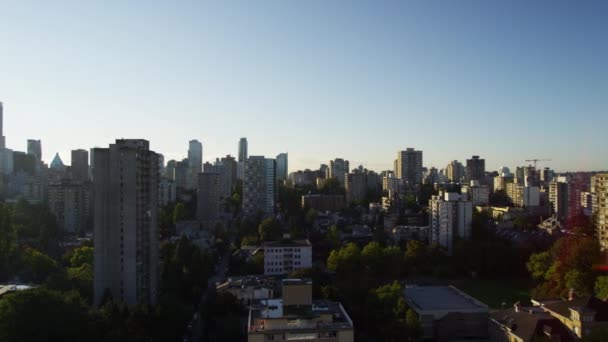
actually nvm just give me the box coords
[1,1,607,172]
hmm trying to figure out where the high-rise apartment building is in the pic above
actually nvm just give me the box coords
[27,139,42,161]
[243,156,276,217]
[465,155,485,182]
[187,140,202,189]
[345,172,366,204]
[592,173,608,250]
[158,178,176,207]
[48,179,91,234]
[197,172,221,223]
[549,176,572,224]
[396,148,423,186]
[276,153,288,182]
[493,175,514,192]
[446,160,465,183]
[429,192,473,255]
[238,137,248,162]
[93,139,159,305]
[0,148,13,175]
[461,180,489,206]
[164,160,176,180]
[71,149,89,181]
[174,159,189,190]
[0,102,5,149]
[328,158,349,185]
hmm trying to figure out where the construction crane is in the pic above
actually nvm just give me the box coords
[525,158,551,168]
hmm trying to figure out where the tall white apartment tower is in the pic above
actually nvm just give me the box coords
[93,139,159,305]
[429,192,473,255]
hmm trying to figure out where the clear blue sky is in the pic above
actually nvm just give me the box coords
[1,0,606,173]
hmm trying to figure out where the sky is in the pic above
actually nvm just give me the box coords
[0,0,606,173]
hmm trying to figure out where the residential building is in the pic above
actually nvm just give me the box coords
[71,149,89,181]
[0,102,5,149]
[534,293,608,339]
[540,167,554,183]
[592,173,608,250]
[0,148,13,175]
[216,275,276,305]
[328,158,349,185]
[93,139,159,305]
[507,182,540,207]
[489,304,571,342]
[219,155,237,197]
[158,178,176,207]
[187,140,202,189]
[446,160,464,183]
[549,176,572,225]
[27,139,42,162]
[345,172,366,204]
[48,179,91,234]
[289,169,323,187]
[164,160,176,180]
[396,148,423,186]
[424,167,439,185]
[392,225,429,243]
[276,153,288,182]
[461,180,490,206]
[263,239,312,275]
[404,285,489,341]
[238,137,248,163]
[302,194,346,212]
[174,159,189,190]
[243,156,276,217]
[197,172,221,224]
[494,175,514,192]
[247,279,354,342]
[465,155,485,182]
[429,192,473,255]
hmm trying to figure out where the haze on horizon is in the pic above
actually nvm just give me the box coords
[1,1,606,173]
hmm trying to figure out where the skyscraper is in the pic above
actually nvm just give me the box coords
[0,102,5,149]
[27,139,42,161]
[238,137,248,163]
[71,149,89,181]
[396,148,423,186]
[243,156,276,217]
[93,139,159,305]
[345,172,366,204]
[465,155,485,182]
[276,153,288,181]
[188,140,203,189]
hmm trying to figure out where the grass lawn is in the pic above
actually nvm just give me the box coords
[456,278,533,309]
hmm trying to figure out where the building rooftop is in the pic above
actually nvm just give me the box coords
[248,299,353,333]
[404,285,488,312]
[0,284,35,298]
[216,275,278,291]
[263,239,311,248]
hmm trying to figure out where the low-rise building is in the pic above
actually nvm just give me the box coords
[534,293,608,339]
[216,275,277,304]
[489,304,571,342]
[247,279,354,342]
[392,225,429,243]
[263,239,312,276]
[404,285,489,341]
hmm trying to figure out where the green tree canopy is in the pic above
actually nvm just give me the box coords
[258,217,283,241]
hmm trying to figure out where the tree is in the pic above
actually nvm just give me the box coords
[305,208,318,226]
[20,247,58,283]
[258,217,283,241]
[172,202,187,224]
[406,308,421,341]
[595,276,608,300]
[405,240,426,260]
[69,246,93,268]
[0,204,15,280]
[527,251,552,281]
[0,288,89,342]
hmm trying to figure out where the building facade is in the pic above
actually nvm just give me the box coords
[592,173,608,250]
[328,158,349,185]
[429,192,473,255]
[187,140,202,190]
[71,149,89,181]
[197,172,221,224]
[465,155,485,182]
[48,179,91,234]
[345,172,366,204]
[243,156,276,217]
[396,148,423,186]
[446,160,464,183]
[93,139,159,305]
[263,240,312,275]
[276,153,288,182]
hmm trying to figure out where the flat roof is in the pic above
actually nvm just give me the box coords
[263,239,311,248]
[404,285,488,312]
